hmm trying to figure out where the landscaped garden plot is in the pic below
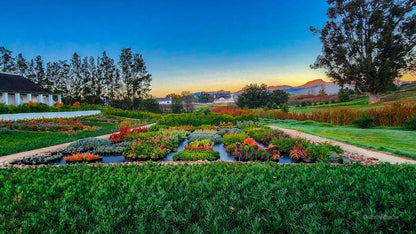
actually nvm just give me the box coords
[9,118,352,166]
[1,163,415,232]
[0,115,149,156]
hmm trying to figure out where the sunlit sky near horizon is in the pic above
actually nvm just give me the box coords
[1,0,415,97]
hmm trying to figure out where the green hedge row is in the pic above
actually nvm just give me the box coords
[157,113,258,126]
[0,163,415,232]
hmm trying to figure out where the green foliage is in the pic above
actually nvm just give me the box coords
[124,132,156,141]
[237,83,289,109]
[270,137,296,153]
[67,137,111,151]
[281,103,289,113]
[338,88,350,102]
[305,144,331,161]
[352,115,374,128]
[187,132,222,144]
[217,128,244,136]
[172,150,220,161]
[103,107,161,120]
[1,163,416,232]
[0,122,117,156]
[11,153,63,165]
[148,124,170,132]
[221,133,249,146]
[404,115,416,130]
[246,127,274,143]
[157,113,257,126]
[311,0,416,100]
[171,97,183,113]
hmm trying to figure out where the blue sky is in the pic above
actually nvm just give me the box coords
[2,0,333,97]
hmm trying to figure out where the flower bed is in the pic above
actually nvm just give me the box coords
[184,139,214,151]
[10,153,64,165]
[0,118,97,132]
[64,153,102,163]
[234,138,280,162]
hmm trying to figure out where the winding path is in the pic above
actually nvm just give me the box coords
[268,125,416,164]
[0,123,155,164]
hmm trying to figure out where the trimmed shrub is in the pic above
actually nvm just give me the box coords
[124,132,156,141]
[68,137,111,151]
[306,144,331,162]
[246,128,274,143]
[172,150,220,161]
[352,115,374,128]
[157,113,258,126]
[404,115,416,130]
[148,124,170,132]
[222,133,249,146]
[187,132,222,144]
[217,128,244,136]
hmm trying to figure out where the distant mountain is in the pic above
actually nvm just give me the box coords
[232,79,337,95]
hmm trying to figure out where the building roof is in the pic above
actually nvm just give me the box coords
[154,97,172,102]
[0,73,47,93]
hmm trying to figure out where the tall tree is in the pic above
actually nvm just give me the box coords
[26,59,37,83]
[56,60,70,96]
[34,56,48,90]
[15,53,28,76]
[119,48,152,100]
[100,51,120,99]
[70,53,83,100]
[181,91,195,112]
[236,83,269,108]
[311,0,416,104]
[0,46,15,72]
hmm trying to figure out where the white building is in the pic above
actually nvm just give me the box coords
[0,73,61,106]
[154,97,172,104]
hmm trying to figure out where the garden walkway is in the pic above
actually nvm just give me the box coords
[268,125,416,164]
[0,123,155,164]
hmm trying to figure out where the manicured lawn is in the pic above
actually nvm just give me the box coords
[1,162,415,232]
[0,122,117,156]
[262,119,416,159]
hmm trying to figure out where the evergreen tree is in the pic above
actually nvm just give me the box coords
[34,56,47,90]
[0,46,15,72]
[26,59,37,83]
[70,53,83,100]
[15,53,28,76]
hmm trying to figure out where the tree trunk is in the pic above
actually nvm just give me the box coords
[368,93,380,104]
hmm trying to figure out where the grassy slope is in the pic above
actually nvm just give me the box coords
[1,163,415,233]
[0,122,117,156]
[262,119,416,159]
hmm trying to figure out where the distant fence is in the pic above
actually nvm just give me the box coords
[0,110,101,121]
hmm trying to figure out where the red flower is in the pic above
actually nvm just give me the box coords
[131,146,136,151]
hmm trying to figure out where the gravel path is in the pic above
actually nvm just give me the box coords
[268,125,416,164]
[0,123,155,164]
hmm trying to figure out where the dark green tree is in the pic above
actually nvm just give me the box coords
[34,56,48,90]
[181,91,194,112]
[70,53,83,100]
[311,0,416,104]
[268,89,289,106]
[236,83,269,109]
[171,97,183,113]
[0,47,15,72]
[15,53,28,76]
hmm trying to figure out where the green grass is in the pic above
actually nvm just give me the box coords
[1,162,415,232]
[262,119,416,159]
[0,122,117,156]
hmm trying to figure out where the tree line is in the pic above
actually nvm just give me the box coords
[0,46,152,109]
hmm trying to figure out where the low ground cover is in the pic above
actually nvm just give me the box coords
[1,163,415,232]
[263,119,416,159]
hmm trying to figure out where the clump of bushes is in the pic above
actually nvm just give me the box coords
[404,115,416,130]
[352,115,374,128]
[221,133,249,146]
[157,113,258,126]
[148,124,170,132]
[246,127,274,143]
[217,128,243,136]
[187,132,222,144]
[172,150,220,161]
[12,153,63,165]
[184,139,214,151]
[64,152,101,163]
[67,137,111,151]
